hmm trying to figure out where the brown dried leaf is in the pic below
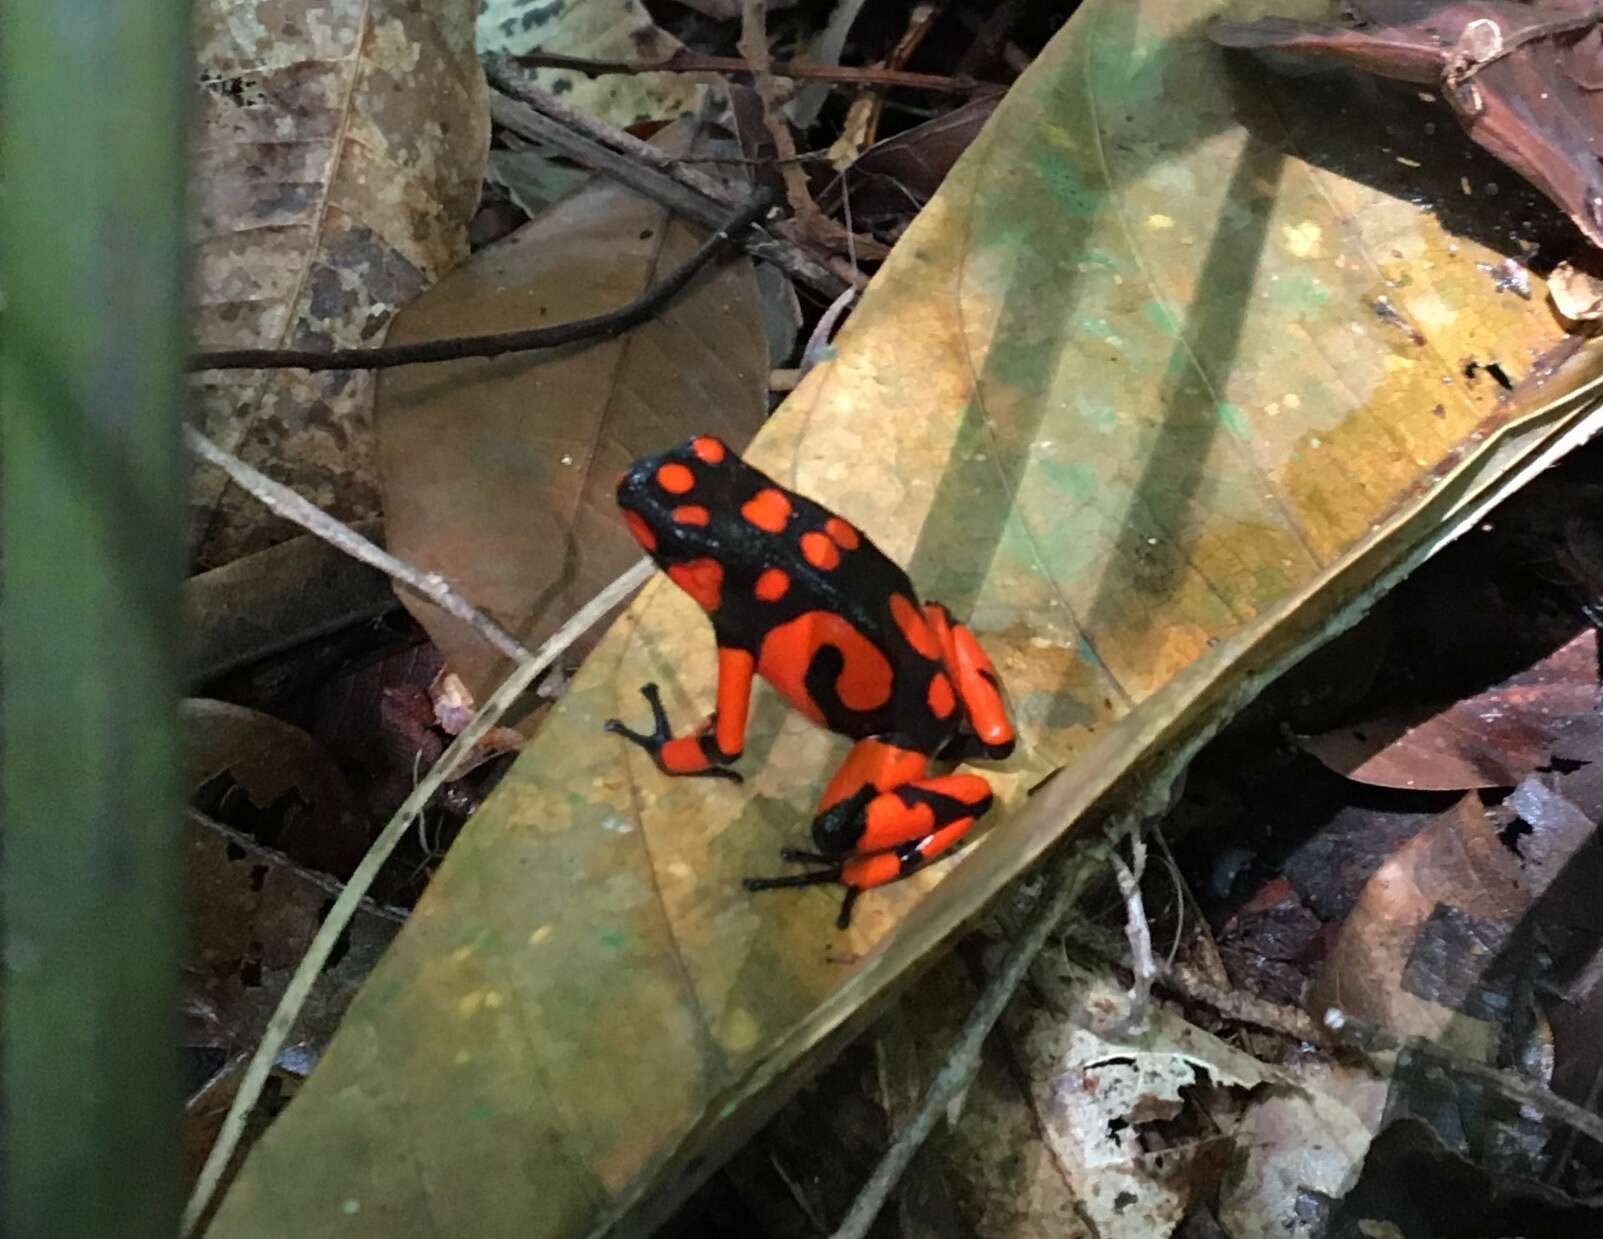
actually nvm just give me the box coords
[187,824,398,1064]
[820,95,1003,233]
[189,0,488,567]
[1212,0,1603,249]
[183,699,366,877]
[1310,794,1526,1043]
[1300,628,1599,790]
[374,127,768,697]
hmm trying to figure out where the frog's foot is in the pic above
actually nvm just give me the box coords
[605,683,742,782]
[744,857,860,929]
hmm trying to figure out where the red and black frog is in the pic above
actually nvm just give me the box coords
[607,435,1015,928]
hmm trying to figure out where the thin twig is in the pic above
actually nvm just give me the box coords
[799,284,858,372]
[186,807,409,926]
[830,846,1100,1239]
[1107,824,1155,1033]
[184,428,530,663]
[490,90,734,234]
[513,49,997,97]
[1060,921,1325,1044]
[484,57,864,294]
[738,0,889,263]
[180,556,656,1234]
[1323,1006,1603,1150]
[188,191,776,372]
[1146,819,1189,973]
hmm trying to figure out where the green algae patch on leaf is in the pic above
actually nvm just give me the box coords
[204,2,1603,1237]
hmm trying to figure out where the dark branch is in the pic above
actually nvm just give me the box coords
[188,189,776,373]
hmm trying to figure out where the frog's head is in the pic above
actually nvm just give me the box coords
[615,435,746,565]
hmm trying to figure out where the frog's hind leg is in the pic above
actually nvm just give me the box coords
[744,863,860,929]
[745,774,994,928]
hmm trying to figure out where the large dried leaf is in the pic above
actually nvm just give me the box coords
[1212,0,1603,250]
[189,0,488,567]
[477,0,701,127]
[1310,793,1525,1045]
[1004,960,1261,1238]
[1300,627,1600,790]
[206,0,1603,1234]
[374,130,768,696]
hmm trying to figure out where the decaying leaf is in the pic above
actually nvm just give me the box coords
[186,823,400,1068]
[1219,1057,1385,1238]
[1007,961,1263,1238]
[184,523,395,685]
[1329,1117,1603,1234]
[189,0,488,567]
[205,0,1603,1234]
[183,699,366,877]
[1300,627,1600,790]
[820,95,1002,235]
[477,0,702,127]
[184,819,400,1194]
[375,125,768,697]
[1212,0,1603,250]
[1310,793,1526,1046]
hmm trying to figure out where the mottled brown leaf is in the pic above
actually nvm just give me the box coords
[477,0,702,127]
[1310,793,1525,1040]
[184,699,366,876]
[189,0,489,567]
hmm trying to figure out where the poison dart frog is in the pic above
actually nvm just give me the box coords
[607,435,1015,928]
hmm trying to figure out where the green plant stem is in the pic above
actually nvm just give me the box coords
[0,0,190,1236]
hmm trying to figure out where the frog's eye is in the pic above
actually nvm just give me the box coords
[656,462,695,494]
[690,436,726,465]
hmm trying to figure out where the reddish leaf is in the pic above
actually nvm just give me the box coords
[1300,628,1598,790]
[1212,0,1603,249]
[1310,793,1525,1038]
[819,95,1002,231]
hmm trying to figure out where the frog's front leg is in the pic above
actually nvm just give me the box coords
[744,738,995,927]
[605,646,754,781]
